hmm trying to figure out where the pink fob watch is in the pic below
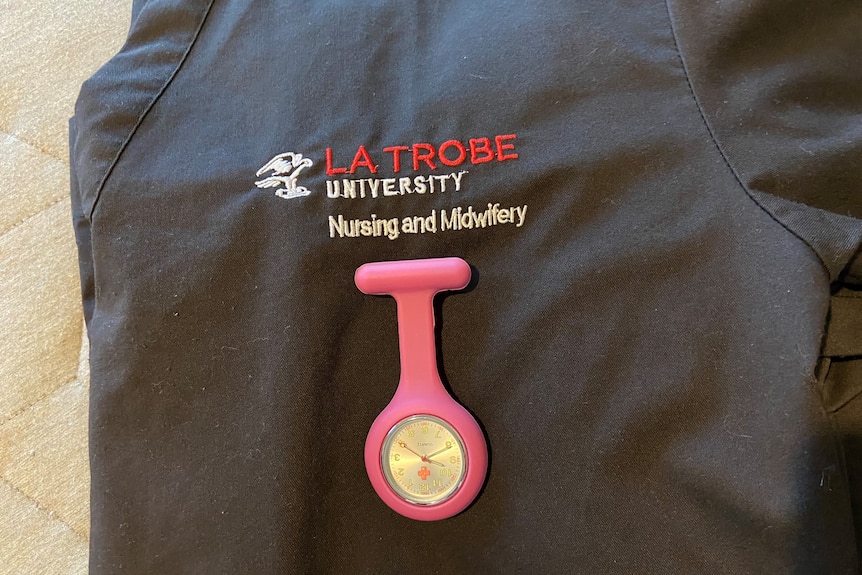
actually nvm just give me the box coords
[355,257,488,521]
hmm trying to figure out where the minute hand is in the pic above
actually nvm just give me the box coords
[426,445,453,459]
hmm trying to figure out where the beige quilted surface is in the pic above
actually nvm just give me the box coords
[0,1,132,572]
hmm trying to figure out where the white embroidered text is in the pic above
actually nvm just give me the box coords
[328,203,528,240]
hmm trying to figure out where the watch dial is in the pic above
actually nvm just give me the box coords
[381,415,466,505]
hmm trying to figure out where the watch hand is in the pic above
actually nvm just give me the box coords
[426,445,453,459]
[425,458,444,467]
[396,440,426,460]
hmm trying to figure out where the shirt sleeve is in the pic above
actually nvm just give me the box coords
[666,0,862,281]
[670,1,862,558]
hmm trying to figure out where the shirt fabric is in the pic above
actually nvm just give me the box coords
[70,1,862,572]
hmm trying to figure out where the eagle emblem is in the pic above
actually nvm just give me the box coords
[255,152,314,199]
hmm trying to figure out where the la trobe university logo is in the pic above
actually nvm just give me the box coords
[254,152,314,199]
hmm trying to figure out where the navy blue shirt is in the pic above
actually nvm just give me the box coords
[71,1,862,572]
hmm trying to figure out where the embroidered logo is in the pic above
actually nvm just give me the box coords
[255,152,313,199]
[255,134,529,240]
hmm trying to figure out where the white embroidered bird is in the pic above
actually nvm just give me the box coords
[255,152,314,199]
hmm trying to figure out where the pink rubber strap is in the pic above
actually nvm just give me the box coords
[356,257,488,521]
[355,257,470,393]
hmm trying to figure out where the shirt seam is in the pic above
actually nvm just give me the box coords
[88,0,217,221]
[662,0,832,281]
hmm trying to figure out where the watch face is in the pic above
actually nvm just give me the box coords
[381,415,467,505]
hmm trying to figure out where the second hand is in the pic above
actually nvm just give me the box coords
[397,440,427,461]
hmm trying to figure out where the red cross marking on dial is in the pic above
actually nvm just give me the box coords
[417,466,431,481]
